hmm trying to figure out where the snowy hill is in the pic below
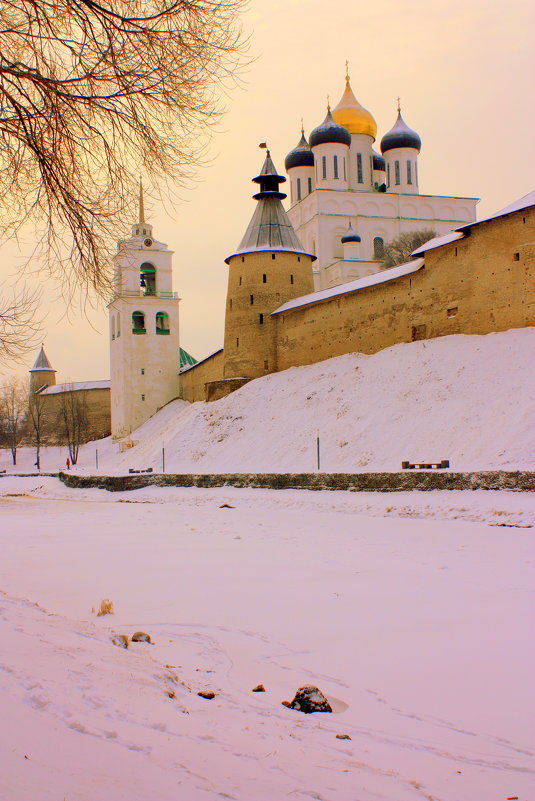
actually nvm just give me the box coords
[85,328,534,475]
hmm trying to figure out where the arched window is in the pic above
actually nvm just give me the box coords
[297,177,301,201]
[333,155,338,179]
[308,176,313,194]
[156,311,170,334]
[132,310,146,333]
[407,161,412,185]
[140,262,156,296]
[373,237,385,260]
[395,161,400,185]
[111,316,116,340]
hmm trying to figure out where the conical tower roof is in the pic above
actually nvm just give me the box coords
[29,345,56,372]
[225,151,316,263]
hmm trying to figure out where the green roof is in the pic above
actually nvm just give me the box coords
[179,347,197,369]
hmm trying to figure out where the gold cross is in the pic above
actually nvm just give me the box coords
[397,96,401,113]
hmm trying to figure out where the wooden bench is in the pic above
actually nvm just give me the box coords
[128,467,154,474]
[402,460,450,470]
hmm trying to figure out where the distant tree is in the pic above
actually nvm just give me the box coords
[28,383,48,470]
[57,385,88,465]
[0,378,27,465]
[383,229,438,268]
[0,0,247,302]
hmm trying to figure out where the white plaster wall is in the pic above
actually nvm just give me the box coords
[287,166,315,205]
[384,147,419,194]
[311,142,349,191]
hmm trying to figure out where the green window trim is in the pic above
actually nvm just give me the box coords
[156,329,170,335]
[132,327,146,334]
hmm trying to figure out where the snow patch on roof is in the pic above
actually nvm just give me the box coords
[411,231,464,256]
[40,380,110,395]
[272,258,425,315]
[457,189,535,230]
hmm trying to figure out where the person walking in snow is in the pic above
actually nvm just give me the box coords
[66,457,71,470]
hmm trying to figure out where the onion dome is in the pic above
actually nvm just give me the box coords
[341,222,361,244]
[309,109,351,148]
[372,149,386,171]
[285,130,314,171]
[332,78,377,140]
[380,111,421,154]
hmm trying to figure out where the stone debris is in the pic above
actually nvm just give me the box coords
[197,691,215,700]
[131,631,152,644]
[111,634,129,649]
[252,684,265,692]
[283,685,332,714]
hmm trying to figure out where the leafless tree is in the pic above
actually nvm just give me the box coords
[383,229,438,268]
[27,380,48,470]
[0,377,27,465]
[0,0,247,302]
[0,283,42,361]
[57,385,88,465]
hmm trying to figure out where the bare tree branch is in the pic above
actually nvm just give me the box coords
[0,283,42,361]
[383,229,438,268]
[0,0,247,302]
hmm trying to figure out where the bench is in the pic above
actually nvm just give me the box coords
[402,460,450,470]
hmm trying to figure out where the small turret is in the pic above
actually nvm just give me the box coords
[310,107,350,190]
[285,126,315,204]
[380,102,421,195]
[29,345,56,394]
[341,222,361,261]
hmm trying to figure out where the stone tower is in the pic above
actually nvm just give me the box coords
[223,150,315,382]
[29,346,56,394]
[108,184,180,440]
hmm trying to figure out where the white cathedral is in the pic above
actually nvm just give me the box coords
[284,71,478,289]
[107,72,480,438]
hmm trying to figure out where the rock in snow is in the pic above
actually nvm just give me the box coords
[131,631,152,643]
[284,685,333,714]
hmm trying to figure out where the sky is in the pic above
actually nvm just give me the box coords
[1,0,534,383]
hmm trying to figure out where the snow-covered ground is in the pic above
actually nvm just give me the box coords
[1,328,533,799]
[0,477,534,800]
[2,329,534,476]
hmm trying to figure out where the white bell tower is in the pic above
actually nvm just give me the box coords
[108,182,180,440]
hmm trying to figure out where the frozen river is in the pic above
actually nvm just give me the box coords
[1,477,533,800]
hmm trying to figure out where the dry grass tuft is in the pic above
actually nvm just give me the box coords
[96,598,114,616]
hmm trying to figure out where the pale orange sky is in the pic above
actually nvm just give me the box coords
[2,0,534,382]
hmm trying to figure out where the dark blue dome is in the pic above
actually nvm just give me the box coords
[309,110,351,148]
[285,132,315,171]
[341,223,361,244]
[372,149,386,171]
[380,112,421,154]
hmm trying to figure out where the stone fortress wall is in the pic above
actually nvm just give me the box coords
[179,203,534,403]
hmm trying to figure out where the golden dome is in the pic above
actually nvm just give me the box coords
[332,79,377,140]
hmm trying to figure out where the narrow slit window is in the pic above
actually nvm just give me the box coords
[387,163,390,186]
[395,161,400,185]
[322,155,327,180]
[407,161,412,185]
[296,178,301,201]
[263,273,267,282]
[250,294,254,305]
[513,252,520,261]
[357,153,363,183]
[307,176,312,194]
[333,155,338,179]
[271,254,276,260]
[290,274,294,284]
[259,313,264,325]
